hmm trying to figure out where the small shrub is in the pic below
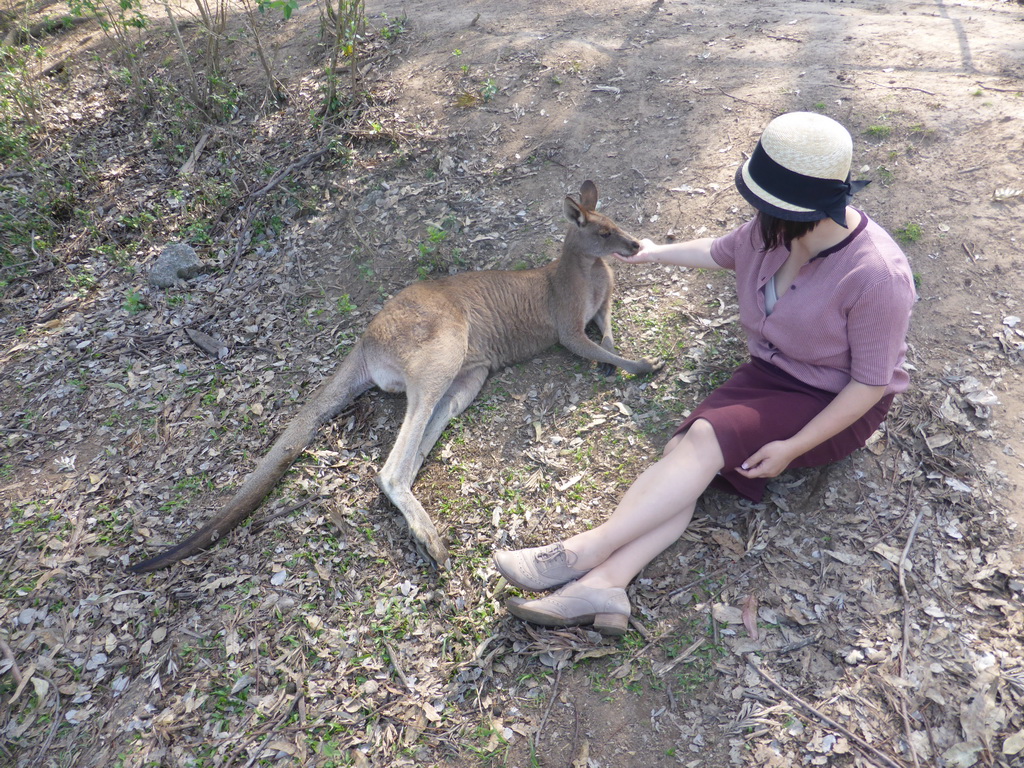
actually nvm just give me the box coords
[124,290,147,314]
[480,78,499,102]
[895,222,923,244]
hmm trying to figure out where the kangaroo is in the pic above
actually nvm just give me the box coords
[129,181,662,573]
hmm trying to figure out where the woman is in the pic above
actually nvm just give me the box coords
[493,112,916,636]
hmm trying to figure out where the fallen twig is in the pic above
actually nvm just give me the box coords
[533,666,563,756]
[30,681,62,765]
[974,82,1024,94]
[628,615,652,641]
[897,503,925,676]
[864,80,937,96]
[218,690,301,768]
[897,502,926,768]
[0,639,24,686]
[745,656,907,768]
[760,633,820,656]
[34,297,79,325]
[250,147,330,199]
[179,127,214,176]
[0,426,48,438]
[667,561,750,598]
[716,87,772,111]
[384,640,414,692]
[249,497,321,533]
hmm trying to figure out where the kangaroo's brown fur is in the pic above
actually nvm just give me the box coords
[129,181,662,573]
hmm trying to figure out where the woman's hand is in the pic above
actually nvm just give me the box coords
[736,381,888,479]
[616,238,660,264]
[735,440,801,479]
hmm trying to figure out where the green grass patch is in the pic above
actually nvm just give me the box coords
[894,222,924,244]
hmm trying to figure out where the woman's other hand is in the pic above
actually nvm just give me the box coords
[735,440,800,479]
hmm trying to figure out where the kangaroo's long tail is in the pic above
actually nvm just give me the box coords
[129,347,373,573]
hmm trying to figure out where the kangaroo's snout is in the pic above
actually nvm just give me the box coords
[610,238,641,260]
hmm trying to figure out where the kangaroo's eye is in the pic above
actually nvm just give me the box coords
[600,230,611,239]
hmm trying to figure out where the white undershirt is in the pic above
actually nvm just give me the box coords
[765,274,779,315]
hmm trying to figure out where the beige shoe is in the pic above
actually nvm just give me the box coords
[493,543,589,591]
[505,581,630,636]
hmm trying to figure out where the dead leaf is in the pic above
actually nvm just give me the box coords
[186,328,229,358]
[960,684,1007,745]
[942,740,983,768]
[557,473,584,491]
[871,543,910,569]
[31,677,50,702]
[711,529,745,559]
[925,432,954,450]
[741,595,759,640]
[1003,728,1024,756]
[572,739,590,768]
[712,603,744,625]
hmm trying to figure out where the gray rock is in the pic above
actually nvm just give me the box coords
[149,243,203,288]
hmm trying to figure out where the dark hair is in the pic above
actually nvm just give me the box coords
[756,211,820,252]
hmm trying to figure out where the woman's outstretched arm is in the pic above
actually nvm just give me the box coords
[617,237,721,269]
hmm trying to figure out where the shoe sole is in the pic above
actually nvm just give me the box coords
[508,602,629,637]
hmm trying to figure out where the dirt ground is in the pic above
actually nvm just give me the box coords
[2,0,1023,766]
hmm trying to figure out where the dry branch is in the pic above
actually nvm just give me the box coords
[745,657,908,768]
[0,639,24,686]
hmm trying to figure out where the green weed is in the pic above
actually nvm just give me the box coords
[336,294,357,314]
[378,13,407,41]
[414,222,463,279]
[894,222,923,244]
[480,78,499,102]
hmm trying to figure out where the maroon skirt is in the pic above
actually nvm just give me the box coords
[673,358,893,502]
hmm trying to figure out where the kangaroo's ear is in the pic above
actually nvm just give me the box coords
[578,180,598,211]
[563,195,587,227]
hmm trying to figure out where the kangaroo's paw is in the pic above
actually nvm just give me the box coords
[619,357,664,376]
[644,358,666,375]
[375,474,450,568]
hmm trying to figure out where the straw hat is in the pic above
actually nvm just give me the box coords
[735,112,868,227]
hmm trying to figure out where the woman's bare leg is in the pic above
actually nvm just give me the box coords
[574,503,697,588]
[560,418,724,583]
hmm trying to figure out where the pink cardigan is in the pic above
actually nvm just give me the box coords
[710,213,915,395]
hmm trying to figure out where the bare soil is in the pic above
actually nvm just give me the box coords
[1,1,1023,767]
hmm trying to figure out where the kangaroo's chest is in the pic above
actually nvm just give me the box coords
[571,262,612,321]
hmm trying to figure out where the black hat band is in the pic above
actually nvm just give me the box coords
[747,141,870,226]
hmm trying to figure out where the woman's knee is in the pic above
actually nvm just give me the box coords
[664,418,721,459]
[663,432,684,457]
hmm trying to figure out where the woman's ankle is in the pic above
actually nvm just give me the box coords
[575,571,631,591]
[562,534,611,572]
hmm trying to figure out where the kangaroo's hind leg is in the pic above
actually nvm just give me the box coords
[408,364,489,479]
[375,365,489,566]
